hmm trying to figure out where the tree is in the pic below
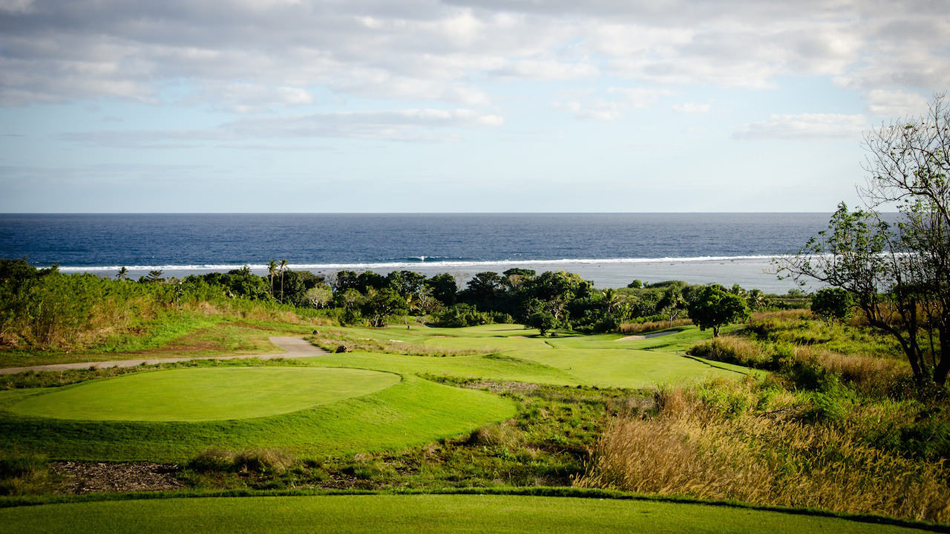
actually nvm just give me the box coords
[116,266,128,280]
[304,286,333,309]
[278,259,288,303]
[656,286,686,328]
[425,273,458,306]
[780,94,950,385]
[268,260,277,296]
[811,287,853,323]
[524,303,558,336]
[522,270,591,325]
[463,271,504,309]
[687,284,750,337]
[602,288,621,314]
[361,288,408,327]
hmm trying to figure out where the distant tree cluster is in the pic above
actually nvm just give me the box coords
[2,255,771,341]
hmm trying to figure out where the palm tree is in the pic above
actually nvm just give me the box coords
[279,259,288,303]
[116,266,128,280]
[267,260,277,297]
[603,288,620,313]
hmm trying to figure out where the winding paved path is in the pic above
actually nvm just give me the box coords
[0,337,328,376]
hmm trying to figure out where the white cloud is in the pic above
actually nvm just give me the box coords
[672,102,710,114]
[191,82,314,113]
[865,90,932,119]
[563,100,625,121]
[560,86,670,120]
[61,108,505,147]
[734,114,868,140]
[0,0,946,139]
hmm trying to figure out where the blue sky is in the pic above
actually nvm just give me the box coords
[0,0,947,213]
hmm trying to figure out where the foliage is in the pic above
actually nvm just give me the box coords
[780,95,950,386]
[686,285,751,337]
[811,288,853,323]
[361,288,408,327]
[432,304,489,328]
[188,448,296,475]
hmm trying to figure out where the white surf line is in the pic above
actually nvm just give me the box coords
[0,337,327,376]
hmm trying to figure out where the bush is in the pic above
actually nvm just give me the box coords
[811,288,853,322]
[687,337,775,369]
[432,304,490,327]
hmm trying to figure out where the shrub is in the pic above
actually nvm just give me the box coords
[811,288,853,322]
[687,336,774,369]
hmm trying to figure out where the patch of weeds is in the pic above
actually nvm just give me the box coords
[0,453,52,496]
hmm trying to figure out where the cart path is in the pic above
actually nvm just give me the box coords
[0,337,328,375]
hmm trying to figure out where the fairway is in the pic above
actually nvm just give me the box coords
[308,325,755,388]
[7,367,400,421]
[0,495,932,534]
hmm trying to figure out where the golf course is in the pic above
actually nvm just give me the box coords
[3,319,947,533]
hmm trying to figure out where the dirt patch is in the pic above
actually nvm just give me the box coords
[51,461,184,494]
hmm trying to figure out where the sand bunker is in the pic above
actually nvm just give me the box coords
[617,330,679,341]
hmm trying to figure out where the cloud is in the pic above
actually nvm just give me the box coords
[734,114,869,140]
[61,108,505,147]
[228,108,504,140]
[672,102,710,114]
[0,0,946,110]
[190,82,314,113]
[561,86,671,120]
[864,89,931,119]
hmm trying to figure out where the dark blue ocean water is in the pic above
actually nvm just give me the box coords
[0,213,830,270]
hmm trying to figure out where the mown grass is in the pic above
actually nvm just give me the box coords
[0,374,516,462]
[0,494,937,534]
[7,367,400,421]
[305,324,753,389]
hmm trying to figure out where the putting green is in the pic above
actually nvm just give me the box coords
[7,367,400,422]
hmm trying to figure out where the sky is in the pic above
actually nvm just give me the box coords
[0,0,947,213]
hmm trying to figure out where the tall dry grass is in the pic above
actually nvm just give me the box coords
[620,319,692,334]
[576,379,950,523]
[689,335,911,395]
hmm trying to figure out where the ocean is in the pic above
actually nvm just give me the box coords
[0,213,834,293]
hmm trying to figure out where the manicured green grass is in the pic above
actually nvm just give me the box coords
[0,495,933,533]
[7,368,400,421]
[306,325,755,388]
[305,352,579,385]
[0,375,516,462]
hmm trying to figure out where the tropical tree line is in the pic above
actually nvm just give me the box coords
[185,265,764,335]
[1,256,771,348]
